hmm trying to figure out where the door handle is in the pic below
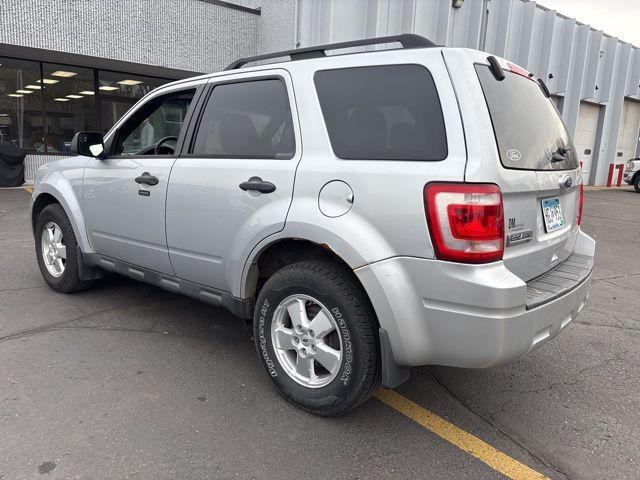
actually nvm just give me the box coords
[135,172,159,186]
[239,176,276,194]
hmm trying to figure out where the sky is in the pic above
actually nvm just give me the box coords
[536,0,640,46]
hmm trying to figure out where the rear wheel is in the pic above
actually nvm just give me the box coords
[35,204,94,293]
[253,259,380,416]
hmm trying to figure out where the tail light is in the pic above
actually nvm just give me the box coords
[507,61,532,79]
[577,183,584,225]
[424,183,504,264]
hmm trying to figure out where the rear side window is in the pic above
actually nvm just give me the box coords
[314,65,447,161]
[192,78,295,159]
[475,65,578,171]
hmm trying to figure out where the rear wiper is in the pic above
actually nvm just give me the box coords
[551,146,571,163]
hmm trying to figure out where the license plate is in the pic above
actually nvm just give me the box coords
[541,197,565,232]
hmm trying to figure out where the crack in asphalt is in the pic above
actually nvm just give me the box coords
[50,324,218,341]
[0,298,182,345]
[592,271,640,281]
[582,214,635,223]
[493,352,626,397]
[598,278,640,294]
[425,368,571,480]
[574,318,640,333]
[0,284,47,293]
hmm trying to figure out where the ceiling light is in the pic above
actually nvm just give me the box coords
[79,90,95,95]
[26,84,41,90]
[54,97,69,102]
[16,90,33,94]
[50,70,77,78]
[66,94,83,99]
[8,93,23,98]
[0,113,8,117]
[99,85,119,91]
[37,78,59,84]
[117,79,143,85]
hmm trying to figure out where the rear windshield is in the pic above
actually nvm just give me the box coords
[314,65,447,161]
[476,65,578,171]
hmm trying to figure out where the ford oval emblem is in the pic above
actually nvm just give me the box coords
[560,175,573,190]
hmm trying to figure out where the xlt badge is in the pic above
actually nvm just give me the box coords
[506,229,533,247]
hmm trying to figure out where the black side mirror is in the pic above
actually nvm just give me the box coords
[70,131,106,158]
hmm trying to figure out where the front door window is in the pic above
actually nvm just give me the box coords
[113,89,195,156]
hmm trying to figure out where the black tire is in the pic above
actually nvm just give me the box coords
[253,259,380,416]
[634,175,640,192]
[35,203,94,293]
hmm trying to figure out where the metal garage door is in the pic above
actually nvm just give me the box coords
[574,102,600,184]
[616,99,640,165]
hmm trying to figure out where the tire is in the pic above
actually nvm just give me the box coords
[634,175,640,192]
[35,203,94,293]
[253,259,380,416]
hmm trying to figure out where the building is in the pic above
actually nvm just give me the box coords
[1,0,638,185]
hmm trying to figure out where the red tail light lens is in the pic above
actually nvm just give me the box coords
[424,183,504,263]
[577,183,584,225]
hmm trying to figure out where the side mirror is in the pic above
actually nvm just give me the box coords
[70,131,106,158]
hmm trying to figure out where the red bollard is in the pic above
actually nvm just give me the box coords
[606,164,615,187]
[617,164,624,187]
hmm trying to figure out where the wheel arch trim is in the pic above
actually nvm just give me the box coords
[32,180,92,254]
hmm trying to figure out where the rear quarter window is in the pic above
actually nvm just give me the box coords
[314,64,447,161]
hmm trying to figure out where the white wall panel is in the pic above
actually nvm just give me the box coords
[625,48,640,98]
[616,100,640,162]
[562,24,589,136]
[581,29,603,100]
[574,102,601,184]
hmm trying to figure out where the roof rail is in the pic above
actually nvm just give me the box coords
[225,34,438,70]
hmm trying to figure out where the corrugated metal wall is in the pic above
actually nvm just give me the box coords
[296,0,640,185]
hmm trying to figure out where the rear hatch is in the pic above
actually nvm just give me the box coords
[457,53,582,282]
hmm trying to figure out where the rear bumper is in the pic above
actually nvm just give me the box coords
[356,230,596,368]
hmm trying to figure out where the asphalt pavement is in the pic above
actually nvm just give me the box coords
[0,187,638,479]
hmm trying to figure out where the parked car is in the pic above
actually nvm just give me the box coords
[623,158,640,191]
[31,34,595,416]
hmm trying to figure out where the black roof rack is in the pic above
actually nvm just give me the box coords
[225,34,438,70]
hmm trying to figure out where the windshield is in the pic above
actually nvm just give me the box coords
[476,65,578,171]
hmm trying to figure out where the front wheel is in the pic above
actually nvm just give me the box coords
[35,203,94,293]
[634,175,640,192]
[253,260,380,416]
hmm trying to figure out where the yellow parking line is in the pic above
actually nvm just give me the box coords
[24,186,33,193]
[375,389,549,480]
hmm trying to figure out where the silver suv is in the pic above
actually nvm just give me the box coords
[31,35,595,415]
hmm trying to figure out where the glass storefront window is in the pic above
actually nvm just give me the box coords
[0,56,174,155]
[0,57,43,152]
[98,71,168,133]
[42,63,96,153]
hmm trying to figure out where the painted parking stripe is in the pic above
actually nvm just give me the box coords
[23,186,33,193]
[375,389,548,480]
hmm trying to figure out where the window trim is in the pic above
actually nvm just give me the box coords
[104,84,204,159]
[181,74,297,160]
[313,63,449,162]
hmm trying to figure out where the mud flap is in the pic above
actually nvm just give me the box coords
[379,328,410,388]
[78,250,103,281]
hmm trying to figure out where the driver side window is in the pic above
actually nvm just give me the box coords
[114,88,196,156]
